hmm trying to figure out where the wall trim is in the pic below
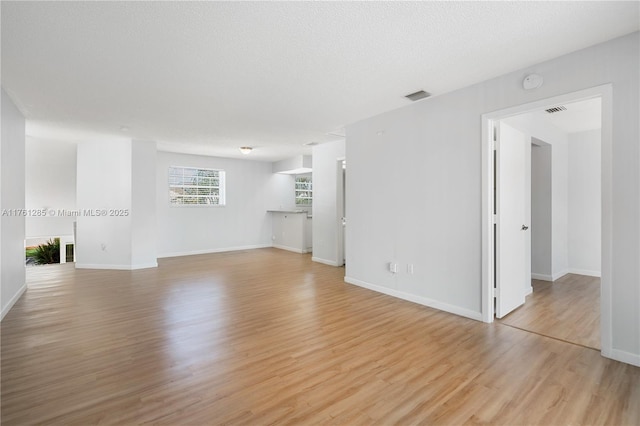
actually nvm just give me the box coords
[532,269,601,282]
[344,276,483,322]
[75,262,158,270]
[567,268,601,278]
[312,257,340,266]
[552,270,570,281]
[157,244,271,259]
[130,262,158,270]
[602,348,640,367]
[1,283,27,321]
[525,285,533,296]
[272,244,307,254]
[531,273,553,281]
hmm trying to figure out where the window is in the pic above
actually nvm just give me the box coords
[169,166,225,206]
[295,176,312,206]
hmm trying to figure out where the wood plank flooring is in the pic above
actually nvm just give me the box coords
[2,249,639,425]
[499,274,601,350]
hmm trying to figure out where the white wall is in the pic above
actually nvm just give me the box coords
[156,151,290,257]
[311,140,345,266]
[76,139,157,269]
[568,129,601,275]
[25,137,77,238]
[1,89,26,319]
[346,32,639,364]
[76,140,134,268]
[531,142,552,278]
[131,140,158,268]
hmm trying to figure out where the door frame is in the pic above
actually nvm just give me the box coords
[336,157,346,267]
[480,84,612,357]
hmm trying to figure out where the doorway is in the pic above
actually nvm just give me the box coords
[481,85,612,357]
[495,98,602,349]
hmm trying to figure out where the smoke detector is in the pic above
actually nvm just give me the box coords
[523,74,543,90]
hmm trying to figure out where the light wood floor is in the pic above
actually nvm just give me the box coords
[499,274,601,350]
[2,249,638,425]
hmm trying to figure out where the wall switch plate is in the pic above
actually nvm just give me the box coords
[407,264,414,274]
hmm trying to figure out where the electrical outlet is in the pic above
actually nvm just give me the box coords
[407,264,414,274]
[389,262,398,273]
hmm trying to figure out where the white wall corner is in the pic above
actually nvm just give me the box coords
[552,270,570,281]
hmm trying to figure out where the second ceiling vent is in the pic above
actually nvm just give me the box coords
[405,90,431,101]
[545,105,567,114]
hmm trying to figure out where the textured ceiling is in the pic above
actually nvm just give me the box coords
[1,1,638,161]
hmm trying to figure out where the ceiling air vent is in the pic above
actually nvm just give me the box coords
[405,90,431,101]
[545,106,567,114]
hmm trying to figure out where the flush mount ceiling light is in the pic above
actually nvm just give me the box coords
[239,147,253,155]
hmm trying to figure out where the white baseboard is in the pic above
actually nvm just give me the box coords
[525,285,533,296]
[75,262,158,270]
[531,273,553,281]
[567,268,601,278]
[553,270,569,281]
[603,348,640,367]
[272,244,307,254]
[1,283,27,321]
[532,269,601,282]
[158,244,271,259]
[130,262,158,270]
[344,276,482,322]
[312,257,340,266]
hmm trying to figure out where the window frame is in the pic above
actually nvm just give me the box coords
[168,166,226,207]
[295,176,312,207]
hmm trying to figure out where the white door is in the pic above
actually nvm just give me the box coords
[495,122,529,318]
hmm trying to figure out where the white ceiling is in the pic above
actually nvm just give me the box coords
[1,1,638,161]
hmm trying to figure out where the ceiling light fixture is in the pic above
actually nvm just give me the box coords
[239,146,253,155]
